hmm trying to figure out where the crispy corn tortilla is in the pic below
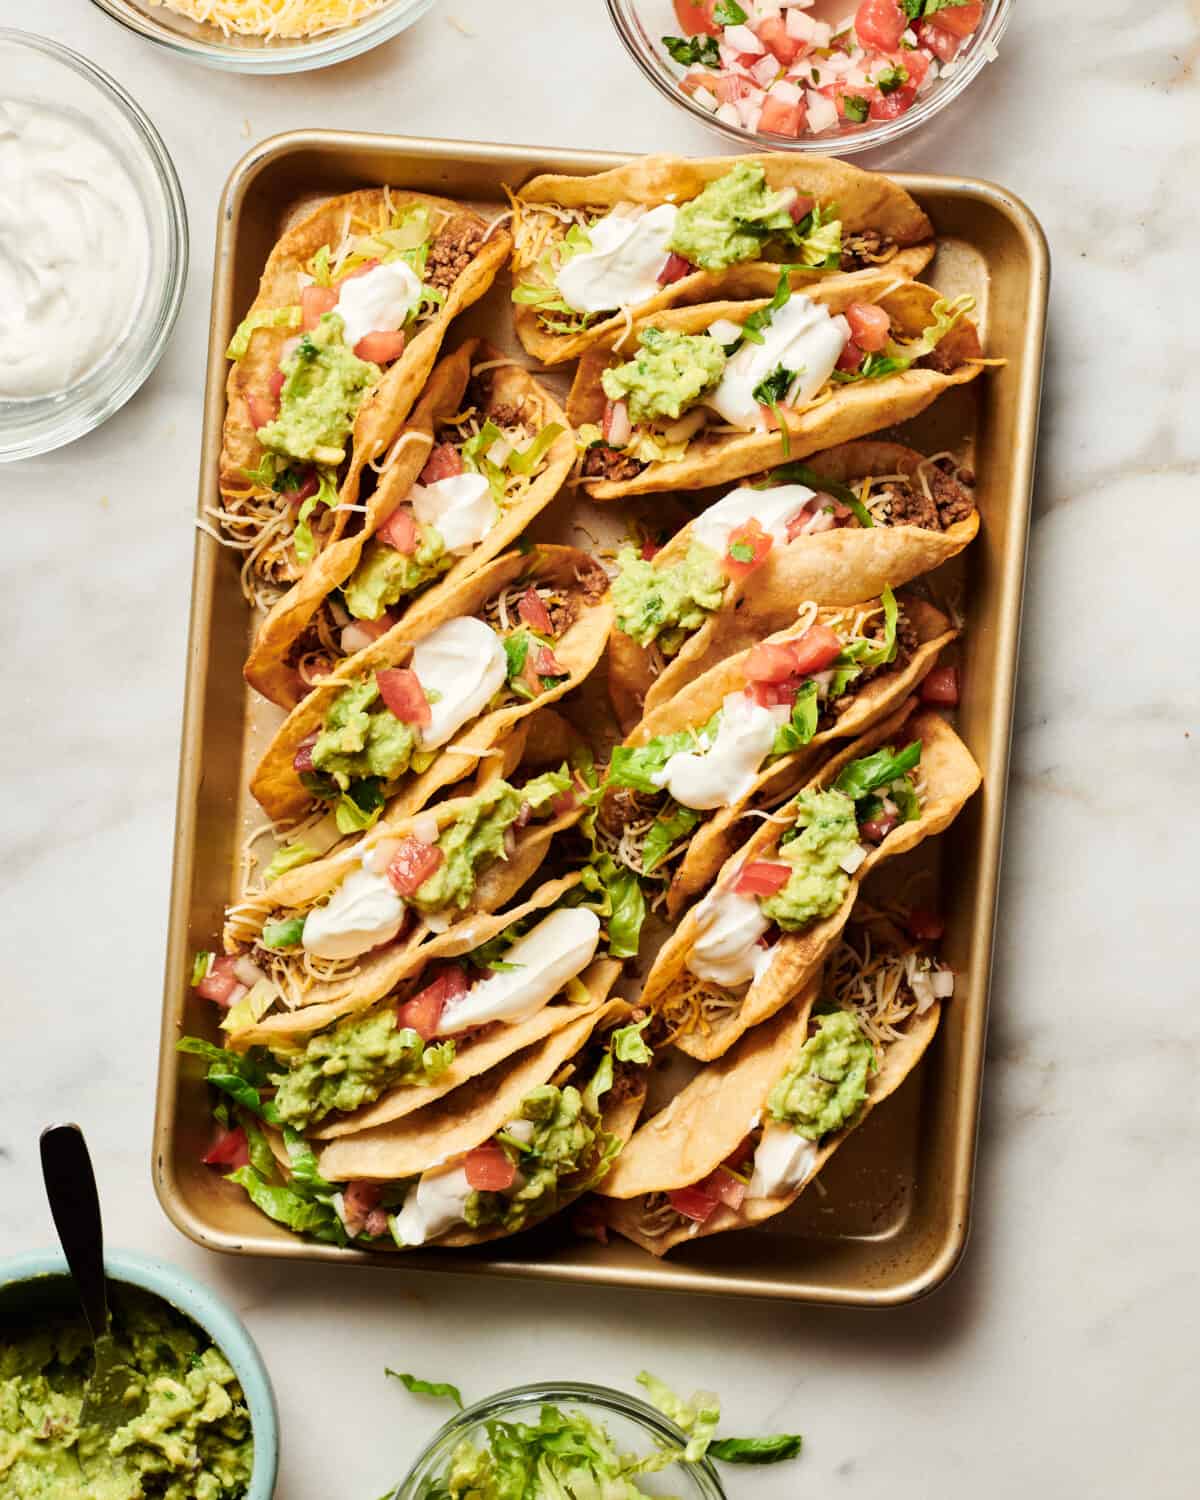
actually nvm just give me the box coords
[222,189,511,572]
[316,988,628,1182]
[643,705,980,1060]
[605,1003,941,1256]
[249,544,612,823]
[614,597,956,916]
[512,154,934,364]
[243,341,577,709]
[609,440,978,729]
[568,275,983,499]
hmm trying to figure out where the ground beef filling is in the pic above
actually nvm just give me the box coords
[814,610,917,731]
[426,214,485,292]
[582,444,645,482]
[839,229,900,271]
[872,462,975,531]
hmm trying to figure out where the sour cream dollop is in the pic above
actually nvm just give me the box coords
[556,204,679,314]
[691,482,818,556]
[686,887,772,989]
[301,867,406,960]
[707,295,850,430]
[411,472,497,554]
[436,908,600,1035]
[749,1123,818,1199]
[335,260,422,348]
[392,1163,472,1247]
[653,691,784,811]
[409,616,508,750]
[0,99,149,399]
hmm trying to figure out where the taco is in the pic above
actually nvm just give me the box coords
[248,544,612,827]
[600,919,950,1255]
[608,441,977,728]
[511,155,934,364]
[217,189,511,606]
[600,592,956,916]
[243,341,576,709]
[641,704,980,1060]
[567,273,982,499]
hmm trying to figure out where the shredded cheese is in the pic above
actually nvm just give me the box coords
[148,0,395,41]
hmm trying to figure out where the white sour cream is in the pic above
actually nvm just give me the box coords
[707,295,850,430]
[686,887,771,989]
[409,616,508,750]
[392,1162,472,1247]
[0,99,149,399]
[301,867,406,960]
[335,260,422,348]
[556,204,679,314]
[749,1123,819,1199]
[411,472,497,555]
[436,908,600,1036]
[691,482,818,556]
[654,691,785,812]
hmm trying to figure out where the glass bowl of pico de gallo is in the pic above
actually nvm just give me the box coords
[607,0,1010,154]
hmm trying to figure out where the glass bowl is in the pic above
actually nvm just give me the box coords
[0,1248,278,1500]
[0,31,187,463]
[390,1382,727,1499]
[89,0,435,73]
[606,0,1010,155]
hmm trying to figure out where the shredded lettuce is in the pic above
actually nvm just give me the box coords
[260,917,304,950]
[642,802,702,874]
[176,1037,281,1126]
[771,680,821,756]
[263,840,318,884]
[635,1372,720,1465]
[507,422,565,475]
[833,739,922,802]
[225,304,301,361]
[386,1371,463,1408]
[834,294,976,383]
[292,468,340,569]
[611,1017,653,1066]
[190,951,213,986]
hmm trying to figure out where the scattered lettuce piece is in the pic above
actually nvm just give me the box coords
[225,304,301,361]
[386,1370,464,1408]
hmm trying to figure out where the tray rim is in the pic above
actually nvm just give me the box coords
[154,128,1050,1305]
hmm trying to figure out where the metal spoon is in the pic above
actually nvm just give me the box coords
[39,1123,140,1436]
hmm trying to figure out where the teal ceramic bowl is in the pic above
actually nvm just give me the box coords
[0,1248,278,1500]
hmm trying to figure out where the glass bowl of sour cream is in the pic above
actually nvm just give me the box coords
[0,30,187,462]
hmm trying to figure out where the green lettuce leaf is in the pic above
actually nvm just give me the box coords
[833,739,922,802]
[642,802,701,874]
[190,951,213,986]
[507,422,565,475]
[635,1372,720,1464]
[225,304,301,361]
[757,461,874,527]
[177,1037,281,1126]
[611,1017,653,1065]
[263,841,318,884]
[771,679,820,755]
[709,1433,804,1465]
[225,1165,347,1244]
[386,1370,464,1408]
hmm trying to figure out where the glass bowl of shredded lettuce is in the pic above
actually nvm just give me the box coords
[390,1380,731,1500]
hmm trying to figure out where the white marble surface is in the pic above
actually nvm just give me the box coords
[2,2,1198,1496]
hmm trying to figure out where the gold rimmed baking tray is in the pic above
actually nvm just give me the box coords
[154,131,1048,1304]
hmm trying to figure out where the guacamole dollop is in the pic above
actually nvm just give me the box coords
[0,1288,252,1500]
[768,1010,875,1140]
[272,1009,456,1128]
[758,789,858,931]
[256,313,379,466]
[342,528,450,621]
[600,327,726,425]
[669,162,800,272]
[311,675,418,791]
[612,542,727,653]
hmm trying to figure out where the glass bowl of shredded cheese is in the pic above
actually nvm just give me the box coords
[88,0,435,72]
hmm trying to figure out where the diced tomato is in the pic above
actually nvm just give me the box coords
[845,302,892,353]
[733,861,792,898]
[301,284,339,332]
[836,340,865,373]
[195,954,242,1007]
[869,85,917,121]
[247,389,277,431]
[342,1181,382,1235]
[354,330,406,364]
[723,518,774,580]
[518,587,554,635]
[268,367,286,401]
[744,641,801,684]
[532,645,565,677]
[784,503,816,541]
[550,786,578,818]
[376,667,431,728]
[346,613,396,647]
[397,965,468,1040]
[788,194,816,224]
[668,1182,720,1223]
[907,907,945,943]
[746,678,793,709]
[377,505,418,554]
[759,94,806,138]
[706,1167,747,1211]
[756,15,804,66]
[419,443,463,484]
[364,1207,390,1238]
[855,0,907,52]
[680,69,719,98]
[202,1127,250,1168]
[602,397,632,448]
[337,257,381,284]
[860,812,898,844]
[713,73,755,104]
[919,665,960,706]
[655,251,694,290]
[640,537,661,561]
[293,732,318,775]
[386,838,444,897]
[895,47,930,88]
[788,623,844,675]
[916,18,960,61]
[926,0,983,39]
[673,0,719,36]
[465,1141,517,1192]
[281,467,320,504]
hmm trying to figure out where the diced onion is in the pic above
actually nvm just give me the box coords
[411,813,439,847]
[839,844,869,875]
[751,54,780,88]
[340,622,377,654]
[486,438,513,467]
[707,318,743,346]
[233,956,267,988]
[365,837,402,875]
[931,970,956,999]
[724,23,765,54]
[771,78,803,106]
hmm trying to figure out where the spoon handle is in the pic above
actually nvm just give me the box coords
[40,1123,110,1343]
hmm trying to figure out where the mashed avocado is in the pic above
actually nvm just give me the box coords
[0,1288,252,1500]
[600,327,726,425]
[612,542,727,654]
[272,1009,456,1128]
[342,528,451,621]
[257,313,379,466]
[669,162,800,272]
[311,675,419,791]
[758,789,858,931]
[767,1011,875,1140]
